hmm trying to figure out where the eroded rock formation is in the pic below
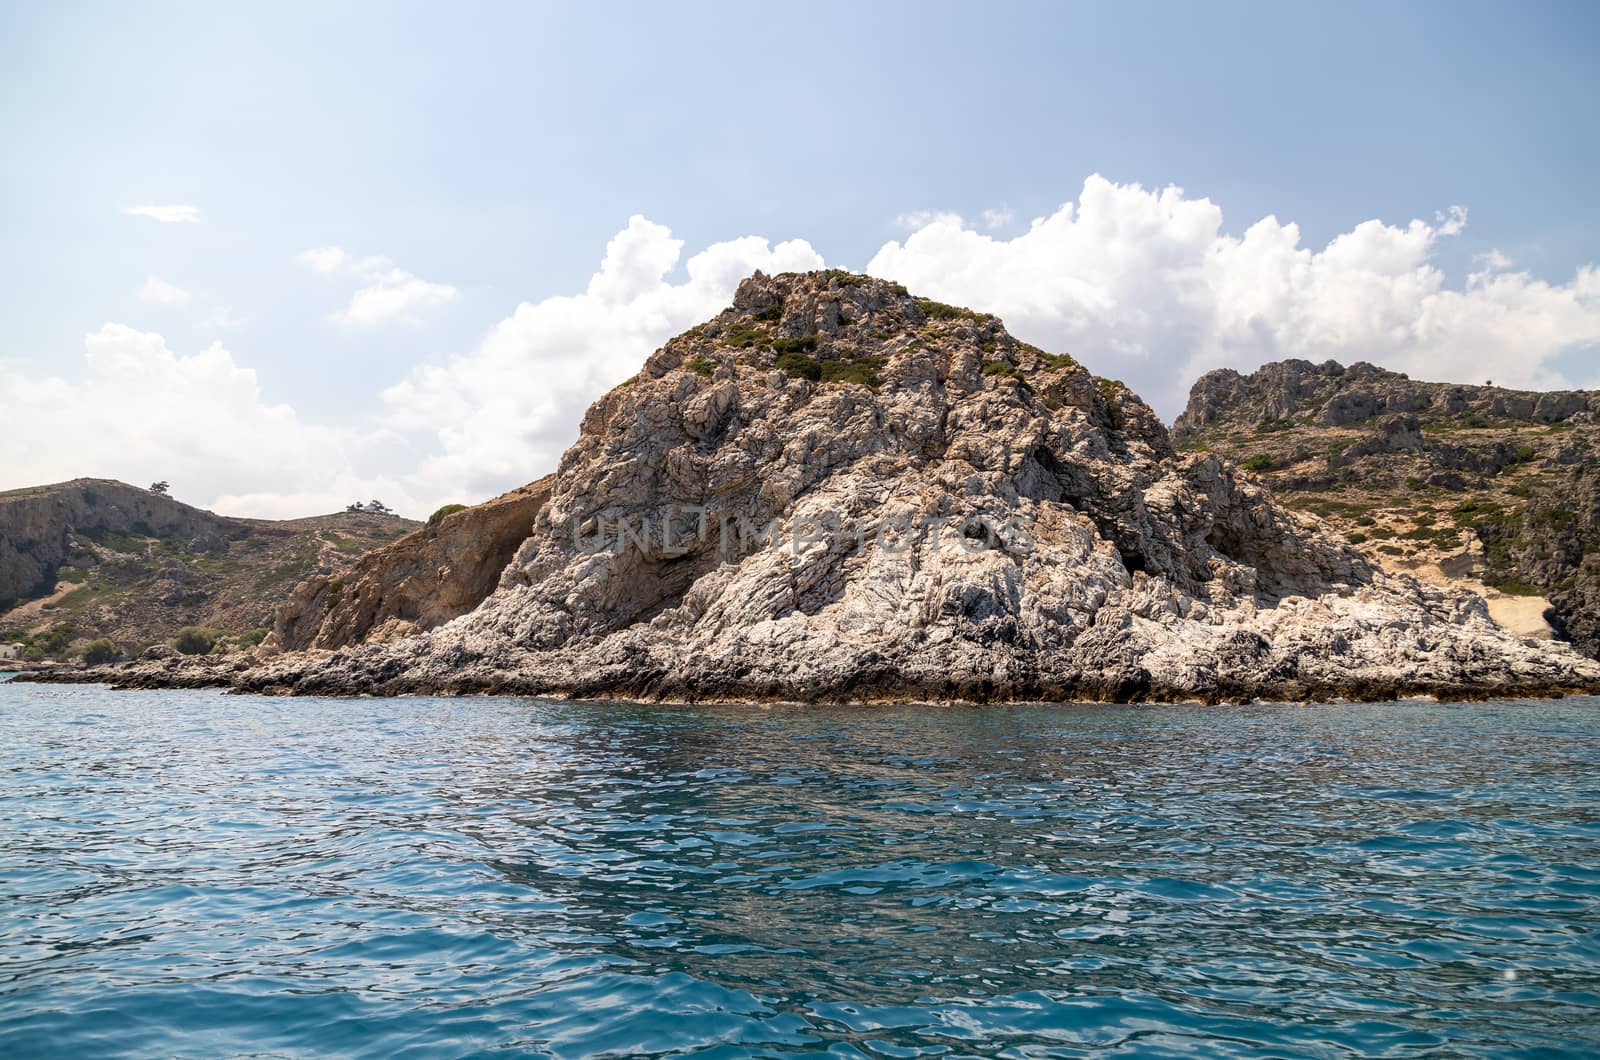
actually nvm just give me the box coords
[271,477,553,651]
[70,271,1595,702]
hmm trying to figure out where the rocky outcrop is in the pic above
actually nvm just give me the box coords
[0,478,417,655]
[1496,466,1600,658]
[271,477,553,651]
[1174,359,1600,438]
[1172,360,1599,660]
[0,479,221,607]
[43,271,1598,702]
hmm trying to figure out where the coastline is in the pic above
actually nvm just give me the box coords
[17,654,1600,706]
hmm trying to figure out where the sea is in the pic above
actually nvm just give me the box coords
[2,676,1598,1057]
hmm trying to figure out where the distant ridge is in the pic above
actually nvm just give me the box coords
[1174,359,1600,659]
[0,478,417,658]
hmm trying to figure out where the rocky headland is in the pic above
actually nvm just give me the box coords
[31,271,1600,702]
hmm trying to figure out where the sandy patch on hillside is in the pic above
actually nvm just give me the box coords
[1484,594,1555,639]
[1373,546,1554,640]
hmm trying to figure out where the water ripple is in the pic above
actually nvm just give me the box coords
[2,679,1598,1057]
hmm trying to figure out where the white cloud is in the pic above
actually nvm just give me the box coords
[8,193,1596,521]
[0,324,416,519]
[895,210,958,230]
[299,246,457,326]
[138,275,190,306]
[1435,206,1467,236]
[1473,249,1513,272]
[122,204,203,224]
[0,218,822,518]
[341,269,457,326]
[980,208,1014,230]
[298,246,352,274]
[381,215,824,499]
[867,175,1600,415]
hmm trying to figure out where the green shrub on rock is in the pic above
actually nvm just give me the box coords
[1035,351,1078,370]
[771,335,819,355]
[80,638,119,665]
[820,357,885,389]
[173,626,224,656]
[915,298,967,321]
[1096,379,1126,430]
[775,350,821,381]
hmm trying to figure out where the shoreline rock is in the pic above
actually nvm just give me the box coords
[16,653,1599,706]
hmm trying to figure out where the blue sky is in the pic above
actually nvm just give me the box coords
[2,1,1597,516]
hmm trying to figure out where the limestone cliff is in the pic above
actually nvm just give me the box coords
[0,479,221,608]
[271,477,553,651]
[1174,360,1600,660]
[95,271,1596,701]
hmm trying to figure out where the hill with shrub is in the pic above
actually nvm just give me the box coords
[0,479,417,662]
[1173,360,1600,658]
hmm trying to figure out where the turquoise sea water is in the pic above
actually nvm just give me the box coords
[2,678,1598,1058]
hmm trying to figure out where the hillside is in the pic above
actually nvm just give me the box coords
[1173,360,1600,658]
[53,271,1598,700]
[0,479,418,660]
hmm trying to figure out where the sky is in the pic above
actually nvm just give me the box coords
[2,0,1597,519]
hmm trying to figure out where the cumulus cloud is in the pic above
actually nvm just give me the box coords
[9,193,1596,520]
[1,218,822,518]
[122,204,203,224]
[299,246,457,326]
[381,215,824,499]
[138,275,190,306]
[0,325,415,519]
[867,175,1600,415]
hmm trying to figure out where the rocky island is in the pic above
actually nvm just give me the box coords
[30,270,1599,702]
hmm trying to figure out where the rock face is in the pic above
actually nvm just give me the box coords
[1496,466,1600,657]
[271,477,553,651]
[1174,359,1600,438]
[0,479,219,608]
[0,479,417,656]
[86,270,1592,702]
[1173,360,1600,660]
